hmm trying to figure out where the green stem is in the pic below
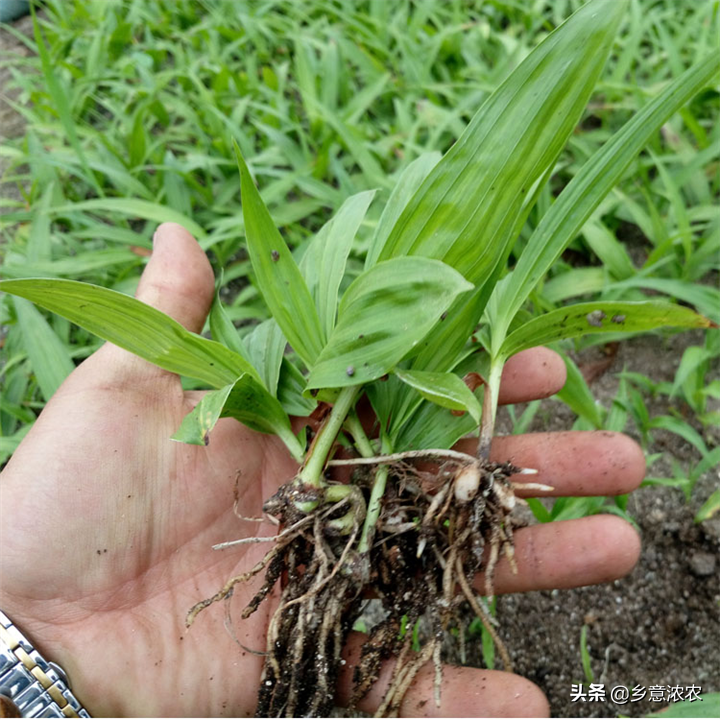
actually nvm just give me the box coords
[344,409,375,458]
[298,385,360,487]
[357,435,392,554]
[477,358,504,460]
[277,424,305,464]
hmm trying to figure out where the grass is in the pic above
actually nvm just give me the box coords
[1,0,718,511]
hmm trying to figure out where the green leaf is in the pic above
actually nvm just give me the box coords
[581,219,636,280]
[171,375,302,460]
[172,384,233,446]
[300,189,376,339]
[695,490,720,524]
[509,400,541,435]
[128,108,148,168]
[648,415,708,456]
[13,298,74,402]
[401,158,555,387]
[0,279,255,389]
[525,498,553,524]
[652,150,692,262]
[491,53,719,356]
[580,625,594,683]
[365,152,440,269]
[307,257,472,390]
[209,282,252,363]
[394,397,477,452]
[50,198,205,240]
[2,249,141,279]
[702,380,720,400]
[642,476,692,493]
[386,142,559,421]
[607,277,720,324]
[27,182,54,263]
[245,319,286,397]
[378,0,626,289]
[234,142,324,367]
[31,10,103,198]
[394,369,481,423]
[501,302,714,359]
[1,396,36,426]
[555,352,604,429]
[605,376,630,434]
[540,268,606,305]
[671,345,714,397]
[551,496,607,521]
[277,359,317,417]
[644,693,720,718]
[314,100,391,189]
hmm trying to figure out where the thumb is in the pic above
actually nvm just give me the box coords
[135,222,215,333]
[79,222,216,385]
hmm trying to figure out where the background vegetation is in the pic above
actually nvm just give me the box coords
[1,0,718,519]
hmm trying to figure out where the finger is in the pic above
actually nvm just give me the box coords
[93,223,216,383]
[338,633,549,717]
[475,515,641,595]
[454,431,646,497]
[135,222,215,333]
[498,347,566,405]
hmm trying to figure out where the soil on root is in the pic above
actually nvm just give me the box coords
[187,457,533,717]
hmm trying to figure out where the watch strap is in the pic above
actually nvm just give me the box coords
[0,611,90,718]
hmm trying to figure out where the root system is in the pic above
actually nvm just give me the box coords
[187,453,548,717]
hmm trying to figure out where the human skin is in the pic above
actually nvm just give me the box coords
[0,222,644,717]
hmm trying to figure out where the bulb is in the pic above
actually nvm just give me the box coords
[454,462,481,503]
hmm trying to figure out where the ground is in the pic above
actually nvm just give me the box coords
[1,14,718,720]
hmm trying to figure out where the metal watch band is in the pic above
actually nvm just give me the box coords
[0,611,90,718]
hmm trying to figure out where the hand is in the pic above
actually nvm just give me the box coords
[0,223,644,717]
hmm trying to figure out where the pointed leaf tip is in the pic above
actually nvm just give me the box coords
[235,142,324,367]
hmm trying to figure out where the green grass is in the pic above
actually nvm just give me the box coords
[1,0,718,510]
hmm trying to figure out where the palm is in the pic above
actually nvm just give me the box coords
[1,339,299,715]
[0,225,645,717]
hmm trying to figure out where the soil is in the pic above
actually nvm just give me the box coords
[2,15,718,719]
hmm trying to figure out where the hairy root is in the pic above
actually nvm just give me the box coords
[187,456,539,716]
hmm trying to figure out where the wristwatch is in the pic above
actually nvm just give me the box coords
[0,611,90,718]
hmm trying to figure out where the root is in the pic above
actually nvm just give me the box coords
[188,453,526,716]
[185,538,290,628]
[455,556,512,672]
[212,512,315,549]
[376,639,436,718]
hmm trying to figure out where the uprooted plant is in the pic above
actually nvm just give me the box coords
[2,0,717,715]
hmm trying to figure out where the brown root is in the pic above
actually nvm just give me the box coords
[187,456,525,716]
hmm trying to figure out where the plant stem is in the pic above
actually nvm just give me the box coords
[329,448,477,466]
[277,425,306,464]
[344,409,375,458]
[357,435,392,554]
[298,385,359,487]
[477,358,504,460]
